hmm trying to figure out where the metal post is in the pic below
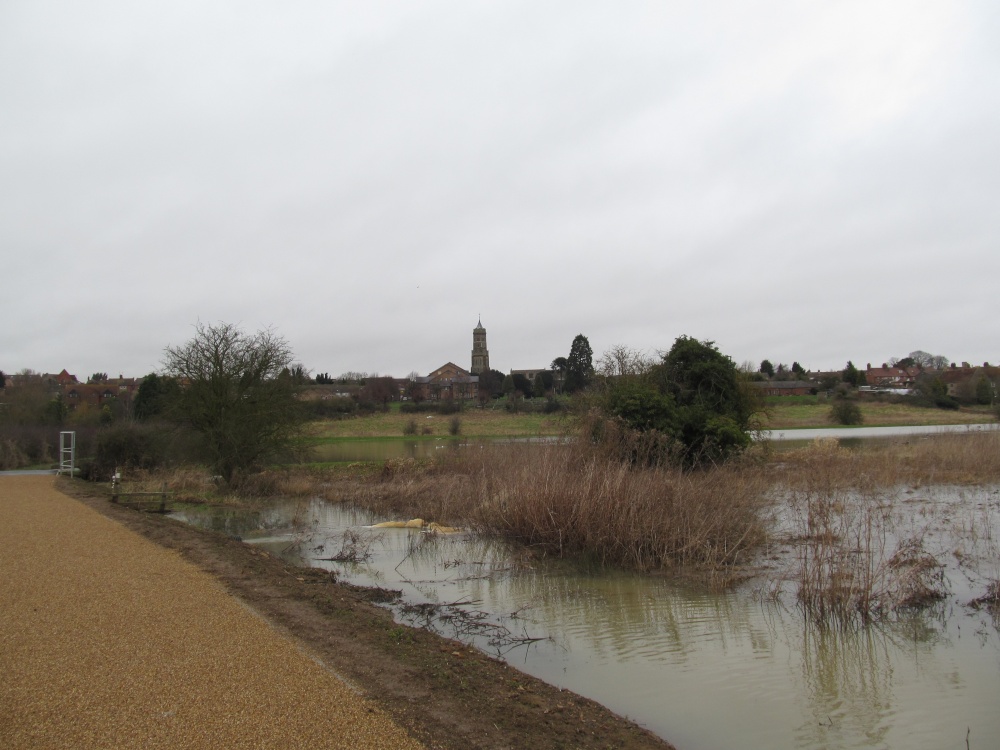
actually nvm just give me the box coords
[59,431,76,476]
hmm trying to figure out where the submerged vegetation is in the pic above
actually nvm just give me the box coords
[126,433,1000,621]
[774,435,1000,625]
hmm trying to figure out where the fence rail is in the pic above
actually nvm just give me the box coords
[110,482,173,513]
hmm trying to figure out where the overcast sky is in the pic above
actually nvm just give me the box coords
[2,1,998,380]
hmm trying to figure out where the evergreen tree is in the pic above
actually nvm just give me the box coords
[564,334,594,393]
[603,335,762,467]
[842,361,862,387]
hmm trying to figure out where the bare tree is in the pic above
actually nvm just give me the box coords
[597,344,655,378]
[163,322,304,484]
[908,350,949,370]
[359,376,398,409]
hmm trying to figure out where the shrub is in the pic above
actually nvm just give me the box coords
[91,423,168,480]
[933,395,960,410]
[403,419,418,436]
[829,399,863,425]
[599,336,762,467]
[438,399,463,415]
[302,397,357,419]
[449,416,461,436]
[0,425,60,466]
[0,439,29,470]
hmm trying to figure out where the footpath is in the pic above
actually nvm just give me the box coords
[0,475,424,750]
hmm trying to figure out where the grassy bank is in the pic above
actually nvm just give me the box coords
[761,396,995,429]
[308,405,571,440]
[304,397,996,441]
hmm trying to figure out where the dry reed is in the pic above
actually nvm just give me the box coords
[462,443,770,573]
[775,432,1000,489]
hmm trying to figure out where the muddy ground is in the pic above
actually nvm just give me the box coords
[58,478,674,750]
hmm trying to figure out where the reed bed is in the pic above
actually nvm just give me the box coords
[774,432,1000,489]
[461,443,770,572]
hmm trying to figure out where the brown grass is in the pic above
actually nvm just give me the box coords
[324,443,772,578]
[773,432,1000,488]
[463,444,769,574]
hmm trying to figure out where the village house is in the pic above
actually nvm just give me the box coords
[61,373,141,411]
[509,368,546,382]
[938,362,999,398]
[55,369,78,386]
[863,363,921,389]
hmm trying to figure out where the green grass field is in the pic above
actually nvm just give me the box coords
[307,405,572,441]
[306,397,996,440]
[761,397,995,429]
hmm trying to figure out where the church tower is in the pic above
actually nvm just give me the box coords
[471,317,490,374]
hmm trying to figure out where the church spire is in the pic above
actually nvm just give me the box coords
[471,318,489,374]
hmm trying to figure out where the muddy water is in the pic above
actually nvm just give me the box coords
[175,491,1000,750]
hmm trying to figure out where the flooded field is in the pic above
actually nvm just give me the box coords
[175,480,1000,750]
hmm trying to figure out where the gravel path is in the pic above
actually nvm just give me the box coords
[0,475,425,749]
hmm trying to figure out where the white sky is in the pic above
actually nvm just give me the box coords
[2,1,998,379]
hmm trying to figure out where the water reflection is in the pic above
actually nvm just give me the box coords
[174,497,1000,750]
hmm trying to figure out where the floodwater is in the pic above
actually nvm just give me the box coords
[763,422,1000,442]
[175,484,1000,750]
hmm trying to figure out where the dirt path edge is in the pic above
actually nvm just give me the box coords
[57,478,675,750]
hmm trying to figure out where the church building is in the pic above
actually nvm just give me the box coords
[407,320,489,401]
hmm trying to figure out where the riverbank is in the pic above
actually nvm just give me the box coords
[46,476,673,750]
[761,396,995,429]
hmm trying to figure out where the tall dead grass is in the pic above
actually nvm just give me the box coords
[460,443,770,573]
[775,432,1000,489]
[299,443,772,575]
